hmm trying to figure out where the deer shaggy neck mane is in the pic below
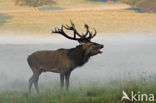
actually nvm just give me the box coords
[67,45,90,67]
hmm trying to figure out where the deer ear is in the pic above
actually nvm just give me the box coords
[79,41,86,45]
[78,40,91,45]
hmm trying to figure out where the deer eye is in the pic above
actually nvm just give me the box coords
[92,44,97,47]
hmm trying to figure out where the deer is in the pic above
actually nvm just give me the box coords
[27,21,104,94]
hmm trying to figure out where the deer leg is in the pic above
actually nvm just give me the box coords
[60,73,64,89]
[65,71,71,91]
[34,71,41,94]
[34,75,39,94]
[29,74,35,94]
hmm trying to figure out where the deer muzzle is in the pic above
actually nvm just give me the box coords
[98,44,104,54]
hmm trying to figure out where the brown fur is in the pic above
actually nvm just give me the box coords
[27,42,103,93]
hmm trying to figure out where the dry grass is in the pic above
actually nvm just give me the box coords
[1,9,156,36]
[0,0,31,10]
[0,0,156,36]
[0,0,108,10]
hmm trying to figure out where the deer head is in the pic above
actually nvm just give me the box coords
[52,20,104,56]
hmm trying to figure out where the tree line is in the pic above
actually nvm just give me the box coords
[119,0,156,13]
[15,0,156,13]
[15,0,55,11]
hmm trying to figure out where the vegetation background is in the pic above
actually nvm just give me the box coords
[0,0,156,36]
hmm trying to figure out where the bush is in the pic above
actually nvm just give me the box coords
[15,0,55,7]
[135,0,156,13]
[119,0,156,13]
[118,0,140,5]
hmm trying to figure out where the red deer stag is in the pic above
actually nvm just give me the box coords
[27,21,104,93]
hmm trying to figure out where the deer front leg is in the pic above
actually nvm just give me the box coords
[34,75,40,94]
[33,70,41,94]
[65,71,71,91]
[29,74,35,94]
[60,73,64,89]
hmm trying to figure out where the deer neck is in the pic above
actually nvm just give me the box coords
[67,45,90,67]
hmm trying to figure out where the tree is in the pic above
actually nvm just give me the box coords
[118,0,139,5]
[107,0,115,2]
[118,0,156,13]
[15,0,55,11]
[135,0,156,13]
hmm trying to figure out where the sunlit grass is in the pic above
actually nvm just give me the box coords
[1,9,156,36]
[0,0,156,35]
[0,0,115,10]
[0,0,31,10]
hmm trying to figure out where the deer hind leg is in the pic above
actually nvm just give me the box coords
[65,71,71,91]
[60,73,64,89]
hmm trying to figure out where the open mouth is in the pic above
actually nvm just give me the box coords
[98,45,104,54]
[98,48,103,54]
[98,50,103,54]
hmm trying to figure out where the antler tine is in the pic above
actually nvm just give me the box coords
[52,25,81,41]
[91,28,97,39]
[83,24,90,37]
[63,24,78,38]
[82,24,94,41]
[52,27,58,33]
[85,27,97,40]
[71,20,84,38]
[70,19,75,27]
[87,32,92,40]
[61,25,78,40]
[64,24,77,38]
[62,20,75,30]
[63,24,72,30]
[63,20,83,38]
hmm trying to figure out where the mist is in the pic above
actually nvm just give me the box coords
[0,34,156,91]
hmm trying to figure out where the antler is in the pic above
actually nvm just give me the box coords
[82,24,96,40]
[52,25,82,41]
[63,20,84,38]
[52,20,97,42]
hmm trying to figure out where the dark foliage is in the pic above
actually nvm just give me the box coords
[135,0,156,13]
[119,0,156,13]
[15,0,55,7]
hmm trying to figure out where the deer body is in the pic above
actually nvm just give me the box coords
[28,45,90,74]
[27,21,103,93]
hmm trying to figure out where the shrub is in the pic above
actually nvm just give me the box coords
[118,0,140,5]
[15,0,55,7]
[135,0,156,13]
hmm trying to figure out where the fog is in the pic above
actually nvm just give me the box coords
[0,34,156,90]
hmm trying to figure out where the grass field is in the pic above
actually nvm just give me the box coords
[0,0,118,10]
[0,77,156,103]
[1,10,156,36]
[0,0,156,36]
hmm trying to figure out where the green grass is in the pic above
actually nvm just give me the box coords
[1,77,156,103]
